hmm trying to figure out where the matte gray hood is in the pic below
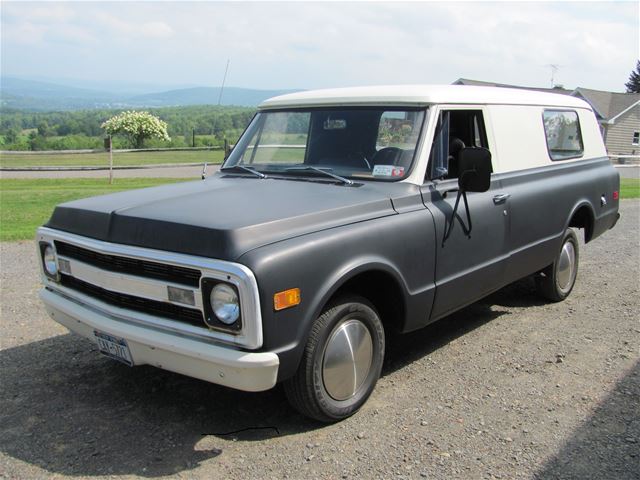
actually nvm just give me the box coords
[46,174,422,260]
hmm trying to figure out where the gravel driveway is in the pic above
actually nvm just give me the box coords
[1,201,638,480]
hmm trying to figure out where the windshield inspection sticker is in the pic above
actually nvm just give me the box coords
[373,165,405,177]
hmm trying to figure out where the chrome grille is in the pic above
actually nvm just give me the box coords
[60,274,204,327]
[55,241,201,287]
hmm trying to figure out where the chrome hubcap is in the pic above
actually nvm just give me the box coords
[322,319,373,401]
[556,241,576,292]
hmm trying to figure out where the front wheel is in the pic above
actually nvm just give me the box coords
[284,296,385,422]
[536,228,580,302]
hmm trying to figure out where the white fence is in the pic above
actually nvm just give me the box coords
[610,155,640,165]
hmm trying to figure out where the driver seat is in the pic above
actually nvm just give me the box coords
[447,137,465,178]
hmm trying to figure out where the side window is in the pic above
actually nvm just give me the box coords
[427,109,488,180]
[542,110,583,160]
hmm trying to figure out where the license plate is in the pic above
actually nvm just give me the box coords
[94,330,134,366]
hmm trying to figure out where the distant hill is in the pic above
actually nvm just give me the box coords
[129,86,297,107]
[0,76,300,111]
[0,77,119,100]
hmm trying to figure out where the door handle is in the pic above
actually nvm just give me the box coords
[493,193,511,204]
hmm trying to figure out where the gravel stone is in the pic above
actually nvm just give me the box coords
[0,200,638,480]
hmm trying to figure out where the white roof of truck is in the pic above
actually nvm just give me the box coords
[259,85,591,110]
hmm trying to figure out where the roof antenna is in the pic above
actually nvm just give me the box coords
[217,59,230,106]
[546,64,561,88]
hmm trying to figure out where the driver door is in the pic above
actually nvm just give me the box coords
[421,107,510,320]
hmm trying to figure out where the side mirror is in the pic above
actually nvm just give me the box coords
[457,147,492,193]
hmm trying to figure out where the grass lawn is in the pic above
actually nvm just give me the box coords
[0,178,186,241]
[0,149,225,168]
[2,177,637,242]
[620,178,640,199]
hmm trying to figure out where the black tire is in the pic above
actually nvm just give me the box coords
[284,295,385,423]
[536,228,580,302]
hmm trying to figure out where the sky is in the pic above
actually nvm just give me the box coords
[1,1,638,93]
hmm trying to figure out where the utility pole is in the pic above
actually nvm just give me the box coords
[217,59,230,106]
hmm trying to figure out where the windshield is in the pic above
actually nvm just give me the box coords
[224,107,426,181]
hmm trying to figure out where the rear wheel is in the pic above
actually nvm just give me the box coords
[536,228,579,302]
[284,296,385,422]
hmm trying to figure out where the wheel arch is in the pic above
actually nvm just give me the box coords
[566,200,595,243]
[307,257,410,337]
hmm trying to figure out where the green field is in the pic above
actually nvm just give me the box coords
[1,177,638,242]
[621,178,640,199]
[0,178,186,241]
[0,149,225,168]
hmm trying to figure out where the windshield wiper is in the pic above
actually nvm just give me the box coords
[284,166,354,186]
[220,164,267,179]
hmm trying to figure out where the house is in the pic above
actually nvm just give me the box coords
[571,88,639,159]
[454,79,640,161]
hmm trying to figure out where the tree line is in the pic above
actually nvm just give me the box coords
[0,105,256,151]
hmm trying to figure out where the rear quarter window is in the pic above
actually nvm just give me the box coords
[542,110,584,161]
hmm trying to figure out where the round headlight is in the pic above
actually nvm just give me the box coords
[43,245,58,276]
[210,284,240,325]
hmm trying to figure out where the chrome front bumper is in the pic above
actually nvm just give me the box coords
[41,288,279,392]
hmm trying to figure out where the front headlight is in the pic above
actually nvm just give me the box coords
[43,244,58,277]
[210,283,240,325]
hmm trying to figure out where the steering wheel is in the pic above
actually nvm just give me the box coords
[371,147,403,166]
[347,151,371,169]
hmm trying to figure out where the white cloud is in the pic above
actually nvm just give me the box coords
[94,12,173,38]
[1,1,637,92]
[29,5,76,23]
[139,21,174,38]
[1,21,47,46]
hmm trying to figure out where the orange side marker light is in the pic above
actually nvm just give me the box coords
[274,288,301,311]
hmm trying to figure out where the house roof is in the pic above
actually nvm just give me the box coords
[572,87,640,121]
[453,78,639,122]
[453,78,574,95]
[260,85,590,109]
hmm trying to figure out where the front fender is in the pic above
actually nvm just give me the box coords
[304,256,409,328]
[238,209,436,381]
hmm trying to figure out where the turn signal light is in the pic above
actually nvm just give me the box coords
[274,288,301,311]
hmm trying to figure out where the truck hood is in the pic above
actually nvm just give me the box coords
[46,174,423,260]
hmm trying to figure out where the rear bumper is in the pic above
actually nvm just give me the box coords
[40,288,279,392]
[611,212,621,229]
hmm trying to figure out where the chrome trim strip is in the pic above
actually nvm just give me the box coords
[58,255,203,309]
[36,227,263,349]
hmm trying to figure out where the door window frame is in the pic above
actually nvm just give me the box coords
[423,105,496,184]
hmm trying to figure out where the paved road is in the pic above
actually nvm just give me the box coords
[0,201,638,479]
[2,164,637,180]
[618,166,640,179]
[0,164,219,179]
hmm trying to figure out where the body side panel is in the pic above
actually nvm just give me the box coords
[498,157,619,283]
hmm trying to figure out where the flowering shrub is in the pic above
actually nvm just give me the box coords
[101,111,170,148]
